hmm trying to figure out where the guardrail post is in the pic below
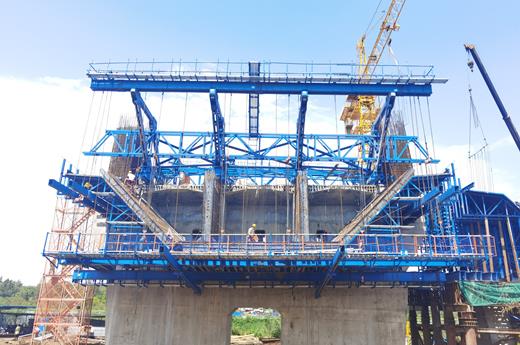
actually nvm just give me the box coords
[454,234,460,256]
[189,233,193,255]
[75,233,81,255]
[227,234,230,255]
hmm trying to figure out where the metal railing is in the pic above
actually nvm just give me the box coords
[87,61,440,83]
[43,232,495,260]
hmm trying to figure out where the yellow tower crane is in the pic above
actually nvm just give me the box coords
[341,0,406,134]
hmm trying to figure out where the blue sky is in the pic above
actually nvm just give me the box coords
[2,1,520,142]
[1,0,519,284]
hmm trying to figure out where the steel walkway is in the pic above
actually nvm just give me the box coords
[100,169,184,243]
[333,168,414,242]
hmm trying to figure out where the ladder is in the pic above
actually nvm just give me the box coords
[333,168,414,242]
[100,169,184,243]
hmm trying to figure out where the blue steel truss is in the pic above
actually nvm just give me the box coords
[84,61,444,186]
[85,130,436,184]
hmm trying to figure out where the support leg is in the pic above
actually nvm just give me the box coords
[294,171,309,238]
[203,171,222,235]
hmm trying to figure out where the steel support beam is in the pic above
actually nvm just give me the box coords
[315,246,345,298]
[248,62,260,137]
[72,269,450,285]
[131,90,159,180]
[90,80,433,96]
[371,93,396,135]
[159,245,202,295]
[130,90,158,134]
[370,93,396,178]
[48,179,106,214]
[296,91,309,171]
[209,89,226,178]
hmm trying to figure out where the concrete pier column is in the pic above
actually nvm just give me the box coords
[294,171,309,237]
[202,170,222,234]
[106,286,408,345]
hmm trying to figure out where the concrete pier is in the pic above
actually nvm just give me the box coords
[151,185,374,236]
[106,286,407,345]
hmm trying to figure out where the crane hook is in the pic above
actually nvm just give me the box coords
[467,59,475,72]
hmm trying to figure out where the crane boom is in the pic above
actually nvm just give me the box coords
[464,44,520,153]
[362,0,406,78]
[341,0,406,135]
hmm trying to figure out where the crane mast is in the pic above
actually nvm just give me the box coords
[341,0,406,134]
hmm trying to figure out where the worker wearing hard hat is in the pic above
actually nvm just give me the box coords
[125,170,136,186]
[247,223,258,242]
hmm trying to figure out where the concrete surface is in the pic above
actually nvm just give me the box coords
[151,189,203,234]
[152,187,374,236]
[106,286,407,345]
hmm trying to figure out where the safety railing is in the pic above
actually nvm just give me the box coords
[87,61,439,83]
[43,232,496,260]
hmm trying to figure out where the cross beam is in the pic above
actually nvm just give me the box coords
[73,269,459,285]
[90,79,433,96]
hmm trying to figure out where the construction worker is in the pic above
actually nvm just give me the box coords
[247,224,258,242]
[14,324,21,339]
[125,170,136,185]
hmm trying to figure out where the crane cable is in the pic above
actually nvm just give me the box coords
[467,84,494,191]
[76,92,96,169]
[364,0,385,37]
[173,93,189,228]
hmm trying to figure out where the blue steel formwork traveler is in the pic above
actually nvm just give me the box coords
[32,59,520,345]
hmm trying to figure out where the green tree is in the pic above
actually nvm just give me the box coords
[0,277,23,298]
[17,286,39,302]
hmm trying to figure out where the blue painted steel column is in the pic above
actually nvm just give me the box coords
[315,245,345,298]
[248,62,260,137]
[369,93,396,181]
[131,90,159,182]
[209,89,226,179]
[296,91,309,171]
[160,245,202,295]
